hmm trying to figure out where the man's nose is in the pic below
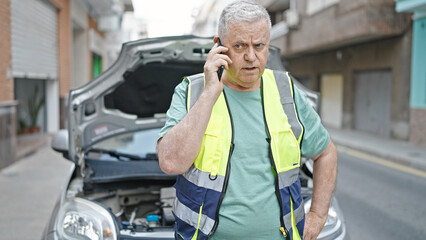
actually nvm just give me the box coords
[244,47,256,62]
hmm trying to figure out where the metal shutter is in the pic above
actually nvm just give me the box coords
[354,70,392,137]
[11,0,58,79]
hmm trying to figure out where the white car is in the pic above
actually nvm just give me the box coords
[44,36,347,240]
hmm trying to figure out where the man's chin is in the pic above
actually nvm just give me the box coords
[240,74,261,83]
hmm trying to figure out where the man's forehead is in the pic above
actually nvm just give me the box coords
[226,25,270,43]
[230,37,268,44]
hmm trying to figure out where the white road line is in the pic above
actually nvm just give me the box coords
[336,145,426,179]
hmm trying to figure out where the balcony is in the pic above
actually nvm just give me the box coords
[272,1,411,58]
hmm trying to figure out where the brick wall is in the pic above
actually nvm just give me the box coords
[51,0,71,99]
[0,0,17,169]
[50,0,71,128]
[0,0,13,102]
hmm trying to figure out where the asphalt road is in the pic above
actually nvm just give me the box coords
[2,138,425,240]
[335,148,426,240]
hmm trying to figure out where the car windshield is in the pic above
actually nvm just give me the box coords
[85,128,160,161]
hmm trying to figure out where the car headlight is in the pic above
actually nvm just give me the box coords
[304,197,346,240]
[56,197,118,240]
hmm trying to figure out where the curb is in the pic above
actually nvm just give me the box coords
[330,132,426,173]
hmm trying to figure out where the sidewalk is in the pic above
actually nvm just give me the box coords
[0,136,73,239]
[16,133,50,160]
[328,127,426,172]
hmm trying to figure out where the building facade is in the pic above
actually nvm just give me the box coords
[0,0,132,169]
[268,0,423,145]
[396,0,426,146]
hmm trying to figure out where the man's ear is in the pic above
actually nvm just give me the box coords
[213,36,219,44]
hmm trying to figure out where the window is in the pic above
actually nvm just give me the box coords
[14,78,46,134]
[92,53,102,79]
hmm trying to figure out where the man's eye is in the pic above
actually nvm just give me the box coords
[235,44,242,49]
[256,43,264,48]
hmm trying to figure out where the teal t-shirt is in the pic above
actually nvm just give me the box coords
[159,74,330,239]
[210,85,283,239]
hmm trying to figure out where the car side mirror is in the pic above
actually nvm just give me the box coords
[292,80,320,113]
[52,129,71,160]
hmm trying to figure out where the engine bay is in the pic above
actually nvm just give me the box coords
[66,177,176,233]
[62,157,314,237]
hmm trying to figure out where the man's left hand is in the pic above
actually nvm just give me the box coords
[303,210,327,240]
[303,139,337,239]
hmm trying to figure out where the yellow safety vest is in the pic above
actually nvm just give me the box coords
[173,69,305,240]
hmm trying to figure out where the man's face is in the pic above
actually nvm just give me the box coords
[222,20,270,90]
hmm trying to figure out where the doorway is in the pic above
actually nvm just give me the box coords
[320,74,344,129]
[354,70,392,137]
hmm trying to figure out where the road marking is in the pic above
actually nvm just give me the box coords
[337,145,426,179]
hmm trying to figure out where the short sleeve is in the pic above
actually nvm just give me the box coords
[158,80,189,140]
[293,84,330,159]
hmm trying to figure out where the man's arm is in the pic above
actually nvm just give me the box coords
[157,41,231,175]
[303,139,338,240]
[158,89,219,174]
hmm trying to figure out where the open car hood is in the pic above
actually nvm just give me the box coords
[67,35,319,165]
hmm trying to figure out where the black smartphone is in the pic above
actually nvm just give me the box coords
[217,38,224,81]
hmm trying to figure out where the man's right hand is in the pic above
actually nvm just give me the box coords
[203,38,232,98]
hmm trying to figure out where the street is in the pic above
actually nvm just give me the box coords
[1,138,426,239]
[335,148,426,240]
[0,140,72,240]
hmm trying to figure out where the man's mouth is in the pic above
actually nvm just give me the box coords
[243,67,257,71]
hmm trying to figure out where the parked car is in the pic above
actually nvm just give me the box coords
[44,36,347,240]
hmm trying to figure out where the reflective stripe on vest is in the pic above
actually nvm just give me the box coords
[173,69,305,240]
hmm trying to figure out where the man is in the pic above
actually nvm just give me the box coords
[157,1,337,239]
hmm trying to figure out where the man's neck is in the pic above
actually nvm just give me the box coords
[222,76,261,92]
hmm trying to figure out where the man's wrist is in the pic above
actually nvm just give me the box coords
[308,209,327,221]
[201,85,222,101]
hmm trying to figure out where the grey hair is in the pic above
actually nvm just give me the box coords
[218,0,271,38]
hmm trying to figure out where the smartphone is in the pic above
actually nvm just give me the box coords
[217,38,224,81]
